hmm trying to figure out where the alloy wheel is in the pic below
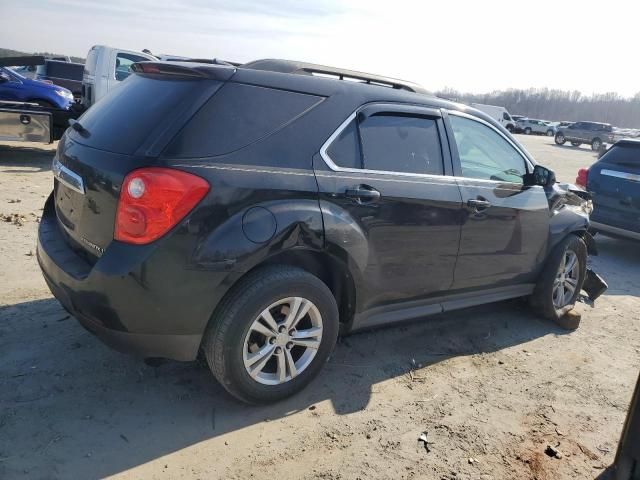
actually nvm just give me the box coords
[552,251,580,308]
[243,297,323,385]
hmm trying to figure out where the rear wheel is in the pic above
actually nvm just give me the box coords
[591,138,602,151]
[571,141,582,147]
[546,130,554,137]
[530,234,587,327]
[555,133,566,145]
[525,127,532,135]
[202,266,339,404]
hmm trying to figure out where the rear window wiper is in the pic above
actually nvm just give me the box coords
[69,118,89,137]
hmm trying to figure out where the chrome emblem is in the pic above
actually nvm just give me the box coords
[52,157,85,194]
[80,237,104,255]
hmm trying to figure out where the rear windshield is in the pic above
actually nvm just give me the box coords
[601,144,640,166]
[71,74,219,155]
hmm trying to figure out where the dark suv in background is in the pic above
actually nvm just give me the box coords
[577,139,640,241]
[555,121,614,151]
[38,59,605,404]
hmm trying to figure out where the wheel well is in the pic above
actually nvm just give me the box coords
[243,250,356,328]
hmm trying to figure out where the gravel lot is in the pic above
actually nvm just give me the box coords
[1,135,638,480]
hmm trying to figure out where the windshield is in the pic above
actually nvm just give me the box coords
[1,67,24,81]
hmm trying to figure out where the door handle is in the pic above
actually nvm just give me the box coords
[467,198,492,211]
[345,185,381,203]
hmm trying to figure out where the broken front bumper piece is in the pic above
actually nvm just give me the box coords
[582,268,608,302]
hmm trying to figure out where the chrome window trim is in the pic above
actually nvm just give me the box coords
[52,156,85,194]
[600,169,640,183]
[318,106,448,181]
[446,110,535,174]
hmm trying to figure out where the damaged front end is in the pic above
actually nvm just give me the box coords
[546,182,608,303]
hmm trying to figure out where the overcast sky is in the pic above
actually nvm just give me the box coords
[1,0,638,96]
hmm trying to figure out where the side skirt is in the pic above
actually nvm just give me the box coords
[350,284,535,332]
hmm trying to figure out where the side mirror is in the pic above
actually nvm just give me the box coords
[533,165,555,187]
[524,165,556,187]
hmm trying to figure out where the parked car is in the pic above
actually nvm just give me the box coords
[519,118,550,135]
[0,66,73,109]
[81,45,156,107]
[470,103,517,132]
[545,121,573,137]
[37,59,606,404]
[577,139,640,241]
[35,60,83,98]
[512,115,526,133]
[555,121,614,151]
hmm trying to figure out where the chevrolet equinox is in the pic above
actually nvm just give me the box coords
[38,59,606,404]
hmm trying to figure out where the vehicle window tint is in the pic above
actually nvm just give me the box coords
[115,53,150,81]
[449,115,526,184]
[326,119,361,169]
[502,112,510,120]
[165,83,323,158]
[71,74,218,155]
[46,62,83,80]
[359,114,444,175]
[601,145,640,166]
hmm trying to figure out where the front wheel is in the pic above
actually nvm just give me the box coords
[525,127,532,135]
[546,130,554,137]
[555,133,566,145]
[591,138,602,151]
[530,234,587,327]
[202,266,339,404]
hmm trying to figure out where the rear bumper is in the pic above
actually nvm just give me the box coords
[590,221,640,241]
[37,195,226,361]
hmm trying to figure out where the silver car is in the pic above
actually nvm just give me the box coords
[519,118,551,135]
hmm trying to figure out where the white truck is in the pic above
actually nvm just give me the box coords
[470,103,517,132]
[81,45,156,108]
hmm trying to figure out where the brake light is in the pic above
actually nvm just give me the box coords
[115,168,209,245]
[576,168,589,188]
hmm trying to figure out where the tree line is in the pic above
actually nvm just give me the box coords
[436,87,640,129]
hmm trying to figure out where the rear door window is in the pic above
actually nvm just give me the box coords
[449,114,527,183]
[324,112,445,175]
[359,114,444,175]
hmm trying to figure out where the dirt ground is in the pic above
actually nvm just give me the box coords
[1,136,638,480]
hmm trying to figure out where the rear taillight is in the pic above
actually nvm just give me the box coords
[115,167,209,245]
[576,168,589,188]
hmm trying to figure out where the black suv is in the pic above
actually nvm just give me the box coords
[555,121,614,151]
[38,60,606,404]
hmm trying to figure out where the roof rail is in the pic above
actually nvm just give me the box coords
[242,59,429,94]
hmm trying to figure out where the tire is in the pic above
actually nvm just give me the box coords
[506,124,514,133]
[546,130,554,137]
[555,133,566,145]
[591,138,602,151]
[202,266,339,404]
[530,234,587,327]
[571,141,581,147]
[525,127,532,135]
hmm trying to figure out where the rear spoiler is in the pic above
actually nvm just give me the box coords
[131,61,236,81]
[0,56,46,67]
